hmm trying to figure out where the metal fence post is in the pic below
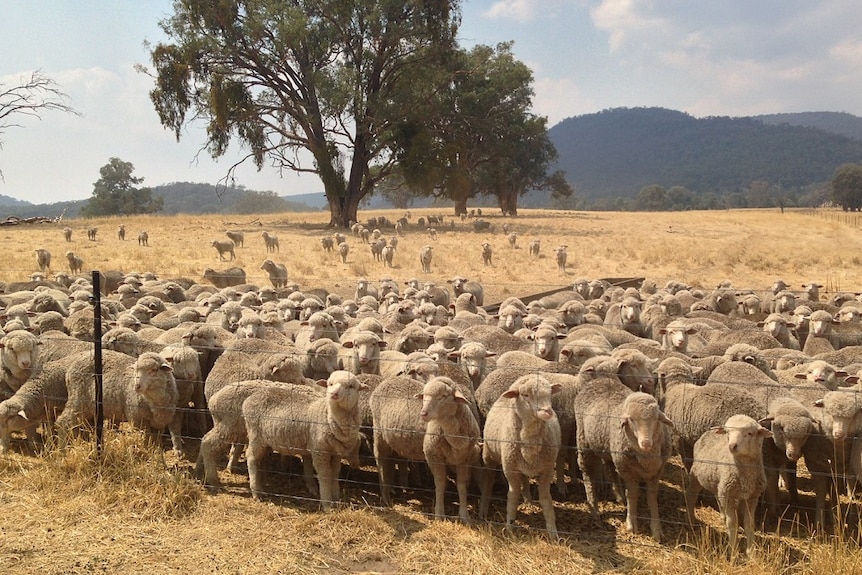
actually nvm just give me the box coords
[91,270,104,455]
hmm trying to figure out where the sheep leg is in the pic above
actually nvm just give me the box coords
[226,443,244,473]
[537,473,559,540]
[428,459,448,520]
[478,465,497,519]
[455,462,471,523]
[374,437,396,506]
[246,441,268,500]
[167,414,184,456]
[302,455,319,497]
[503,470,523,531]
[555,449,568,498]
[577,450,601,517]
[624,479,639,535]
[312,452,336,512]
[684,476,702,526]
[197,429,228,486]
[646,478,662,542]
[723,497,739,556]
[743,496,757,555]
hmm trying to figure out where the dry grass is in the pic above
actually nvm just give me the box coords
[3,207,862,574]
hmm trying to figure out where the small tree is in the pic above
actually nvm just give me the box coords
[81,158,163,217]
[831,163,862,211]
[0,71,78,179]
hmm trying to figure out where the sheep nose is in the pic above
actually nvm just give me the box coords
[537,408,553,421]
[640,438,653,450]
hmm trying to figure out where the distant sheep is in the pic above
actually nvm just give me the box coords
[64,251,84,274]
[87,227,97,241]
[62,227,72,242]
[211,240,236,261]
[117,225,126,241]
[259,259,288,288]
[507,232,518,248]
[34,249,51,273]
[225,230,244,247]
[555,245,568,273]
[481,242,493,266]
[419,245,433,274]
[338,242,349,263]
[529,238,540,257]
[686,414,771,555]
[138,231,149,246]
[381,245,395,268]
[261,231,279,252]
[320,236,334,252]
[447,276,484,307]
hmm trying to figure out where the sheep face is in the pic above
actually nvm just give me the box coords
[416,377,466,423]
[620,393,673,452]
[714,414,771,458]
[322,370,366,409]
[133,353,176,407]
[814,390,862,442]
[0,333,40,371]
[529,328,564,360]
[503,376,561,422]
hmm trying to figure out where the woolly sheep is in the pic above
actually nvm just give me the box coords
[686,414,772,555]
[758,313,800,350]
[138,231,149,246]
[448,341,495,390]
[65,251,84,274]
[481,242,493,266]
[527,324,566,362]
[554,245,567,273]
[56,351,179,446]
[260,259,288,288]
[203,337,303,401]
[63,227,72,242]
[382,245,395,267]
[211,240,236,261]
[603,296,644,337]
[87,227,98,241]
[203,267,247,289]
[35,248,51,273]
[419,245,433,274]
[261,231,279,252]
[529,238,540,257]
[415,376,482,521]
[447,276,484,307]
[655,357,766,469]
[225,230,244,247]
[341,330,387,375]
[243,371,367,509]
[479,374,562,539]
[0,331,41,397]
[576,382,673,541]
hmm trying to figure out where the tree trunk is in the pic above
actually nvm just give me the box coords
[453,198,467,216]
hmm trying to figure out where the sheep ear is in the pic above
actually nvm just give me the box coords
[845,375,860,385]
[619,416,629,430]
[342,341,355,349]
[556,333,566,340]
[794,372,807,380]
[758,427,773,439]
[550,383,563,395]
[501,389,519,399]
[711,425,727,435]
[315,379,328,388]
[758,416,774,429]
[357,382,369,391]
[453,389,469,404]
[378,341,387,349]
[17,409,28,420]
[485,351,497,358]
[659,412,674,428]
[447,350,461,361]
[413,392,423,399]
[813,398,825,408]
[159,363,173,373]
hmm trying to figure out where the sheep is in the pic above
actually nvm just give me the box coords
[34,248,51,273]
[686,414,772,555]
[481,242,493,266]
[338,241,349,263]
[294,311,340,353]
[758,313,800,350]
[303,338,341,380]
[382,245,395,268]
[416,376,482,521]
[658,319,700,354]
[576,383,673,541]
[196,378,315,486]
[355,278,378,301]
[203,267,247,289]
[65,251,84,274]
[427,227,438,240]
[528,324,566,362]
[56,351,179,447]
[447,276,484,307]
[479,374,562,539]
[554,245,568,273]
[507,232,518,248]
[603,296,644,337]
[0,331,41,398]
[138,230,149,246]
[259,259,288,288]
[341,330,387,375]
[261,231,279,252]
[62,227,72,242]
[419,245,433,274]
[211,240,236,261]
[203,337,303,401]
[0,356,77,453]
[448,341,495,390]
[243,371,367,509]
[529,238,540,257]
[225,230,244,247]
[655,357,766,469]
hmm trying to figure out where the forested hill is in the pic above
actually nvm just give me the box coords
[549,107,862,201]
[755,111,862,143]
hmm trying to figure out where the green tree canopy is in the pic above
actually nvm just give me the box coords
[831,163,862,211]
[81,158,163,217]
[145,0,460,227]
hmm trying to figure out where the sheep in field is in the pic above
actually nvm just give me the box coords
[211,240,236,261]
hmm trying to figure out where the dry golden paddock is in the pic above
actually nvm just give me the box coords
[2,207,862,574]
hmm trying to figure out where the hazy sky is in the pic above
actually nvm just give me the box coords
[1,1,860,205]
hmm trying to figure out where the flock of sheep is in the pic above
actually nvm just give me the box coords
[4,221,862,554]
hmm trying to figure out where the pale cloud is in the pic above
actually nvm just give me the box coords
[484,0,536,21]
[532,77,594,125]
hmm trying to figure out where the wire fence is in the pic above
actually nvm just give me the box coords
[2,268,862,545]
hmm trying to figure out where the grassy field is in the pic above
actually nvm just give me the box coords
[2,207,862,574]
